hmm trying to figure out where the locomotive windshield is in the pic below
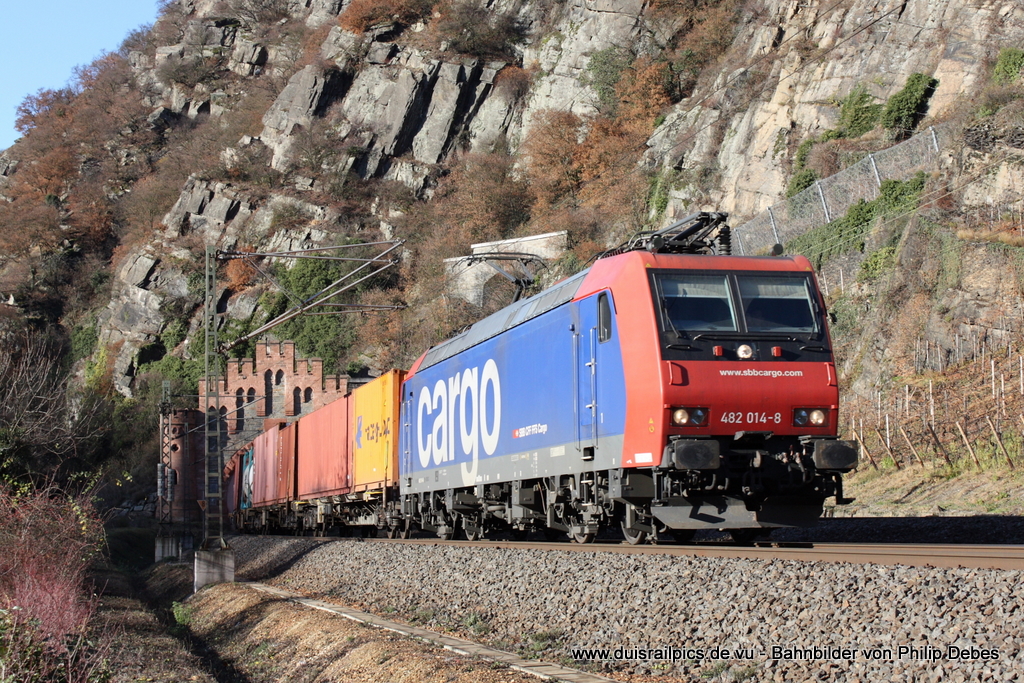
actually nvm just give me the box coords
[653,271,821,338]
[736,275,817,333]
[658,274,738,331]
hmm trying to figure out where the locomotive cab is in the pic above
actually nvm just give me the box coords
[644,259,856,532]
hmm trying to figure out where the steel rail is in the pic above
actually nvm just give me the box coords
[354,538,1024,571]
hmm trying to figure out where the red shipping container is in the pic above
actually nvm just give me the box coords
[252,424,281,507]
[296,396,352,500]
[278,423,298,504]
[223,450,242,516]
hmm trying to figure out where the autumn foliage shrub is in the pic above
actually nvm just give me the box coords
[493,66,532,102]
[0,484,112,682]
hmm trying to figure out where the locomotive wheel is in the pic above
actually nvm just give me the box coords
[571,529,596,544]
[620,521,648,545]
[398,523,414,539]
[386,526,400,539]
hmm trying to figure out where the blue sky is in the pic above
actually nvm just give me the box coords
[0,0,161,151]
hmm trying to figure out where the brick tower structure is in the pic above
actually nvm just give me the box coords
[199,341,349,434]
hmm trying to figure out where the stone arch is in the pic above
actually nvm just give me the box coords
[275,369,284,386]
[304,387,313,404]
[293,387,301,416]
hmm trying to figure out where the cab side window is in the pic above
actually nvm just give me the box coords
[598,293,612,343]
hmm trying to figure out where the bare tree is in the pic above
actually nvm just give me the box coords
[0,334,107,477]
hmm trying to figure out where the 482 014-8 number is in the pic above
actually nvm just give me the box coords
[720,411,782,425]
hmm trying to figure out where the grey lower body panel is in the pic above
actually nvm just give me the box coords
[402,435,625,496]
[651,495,824,529]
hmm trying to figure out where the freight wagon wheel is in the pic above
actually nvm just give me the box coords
[386,525,400,539]
[620,522,648,546]
[398,523,414,539]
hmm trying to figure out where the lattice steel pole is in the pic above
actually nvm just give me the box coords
[203,245,226,549]
[156,380,173,544]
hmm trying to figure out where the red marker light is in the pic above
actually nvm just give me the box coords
[772,346,782,357]
[713,345,724,357]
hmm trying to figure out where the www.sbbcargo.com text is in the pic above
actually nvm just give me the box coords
[570,645,1000,662]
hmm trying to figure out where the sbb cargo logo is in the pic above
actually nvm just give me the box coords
[416,359,501,485]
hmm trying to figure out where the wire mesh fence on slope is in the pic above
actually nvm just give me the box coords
[733,126,953,255]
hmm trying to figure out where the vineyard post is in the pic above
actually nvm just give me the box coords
[985,415,1014,470]
[873,427,900,469]
[955,421,982,470]
[928,423,953,467]
[898,425,926,466]
[853,430,879,470]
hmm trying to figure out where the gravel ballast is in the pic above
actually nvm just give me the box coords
[231,536,1023,682]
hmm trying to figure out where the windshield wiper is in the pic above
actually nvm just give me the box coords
[692,332,751,341]
[693,332,816,342]
[660,298,686,341]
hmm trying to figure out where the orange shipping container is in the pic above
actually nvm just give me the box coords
[351,370,405,491]
[296,396,352,500]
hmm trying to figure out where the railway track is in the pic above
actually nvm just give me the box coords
[356,537,1024,571]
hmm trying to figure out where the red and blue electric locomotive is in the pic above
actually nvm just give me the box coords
[392,212,856,543]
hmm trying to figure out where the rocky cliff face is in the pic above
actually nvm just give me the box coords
[4,0,1024,399]
[647,0,1024,217]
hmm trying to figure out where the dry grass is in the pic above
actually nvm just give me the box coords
[956,226,1024,247]
[185,582,542,683]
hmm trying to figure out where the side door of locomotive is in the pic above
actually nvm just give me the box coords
[400,390,413,489]
[574,292,614,457]
[573,298,595,456]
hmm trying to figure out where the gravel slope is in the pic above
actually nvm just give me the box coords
[232,535,1024,682]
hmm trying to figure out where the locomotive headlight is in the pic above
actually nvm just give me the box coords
[793,408,828,427]
[672,408,690,425]
[737,344,754,359]
[690,407,708,426]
